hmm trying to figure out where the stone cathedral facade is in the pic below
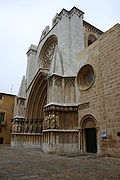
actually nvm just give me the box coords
[11,7,120,157]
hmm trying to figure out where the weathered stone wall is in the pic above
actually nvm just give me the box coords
[26,7,84,90]
[12,7,120,156]
[77,24,120,157]
[11,133,42,148]
[11,131,78,153]
[47,75,76,104]
[59,111,78,130]
[42,130,79,153]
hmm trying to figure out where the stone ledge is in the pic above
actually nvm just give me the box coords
[11,133,42,136]
[44,103,78,112]
[42,129,78,133]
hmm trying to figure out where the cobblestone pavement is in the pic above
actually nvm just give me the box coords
[0,146,120,180]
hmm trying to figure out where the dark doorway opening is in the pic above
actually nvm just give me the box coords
[0,137,4,144]
[85,128,97,153]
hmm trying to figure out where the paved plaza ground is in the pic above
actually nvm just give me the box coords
[0,146,120,180]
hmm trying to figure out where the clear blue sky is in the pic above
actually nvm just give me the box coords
[0,0,120,95]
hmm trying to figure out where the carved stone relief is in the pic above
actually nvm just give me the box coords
[55,77,62,103]
[40,41,57,69]
[43,111,60,130]
[64,78,75,103]
[12,118,42,134]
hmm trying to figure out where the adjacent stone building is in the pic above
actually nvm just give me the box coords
[11,7,120,157]
[0,92,15,144]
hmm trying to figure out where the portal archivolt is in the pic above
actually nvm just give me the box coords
[25,72,47,121]
[80,114,98,153]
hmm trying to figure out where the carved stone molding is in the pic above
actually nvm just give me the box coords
[40,41,57,69]
[59,7,84,20]
[43,129,78,132]
[55,76,62,87]
[43,111,59,130]
[12,118,43,134]
[48,78,53,87]
[78,102,90,110]
[38,35,58,69]
[64,78,75,88]
[44,104,78,112]
[83,20,103,35]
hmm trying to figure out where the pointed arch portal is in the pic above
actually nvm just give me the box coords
[25,72,47,122]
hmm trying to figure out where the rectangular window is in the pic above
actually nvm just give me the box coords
[0,95,2,100]
[0,112,5,124]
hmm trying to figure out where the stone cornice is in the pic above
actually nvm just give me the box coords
[0,92,16,97]
[83,20,103,34]
[26,44,38,56]
[11,133,42,135]
[43,102,90,113]
[43,129,78,133]
[44,103,78,112]
[48,73,76,80]
[17,96,26,100]
[12,116,25,122]
[58,6,84,19]
[78,102,90,110]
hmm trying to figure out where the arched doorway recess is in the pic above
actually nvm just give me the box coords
[81,115,98,153]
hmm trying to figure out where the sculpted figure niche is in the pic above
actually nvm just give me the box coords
[44,111,60,129]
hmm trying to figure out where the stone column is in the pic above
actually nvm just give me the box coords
[78,129,83,153]
[96,127,101,154]
[62,78,65,103]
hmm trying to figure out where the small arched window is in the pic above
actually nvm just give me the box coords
[88,34,97,46]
